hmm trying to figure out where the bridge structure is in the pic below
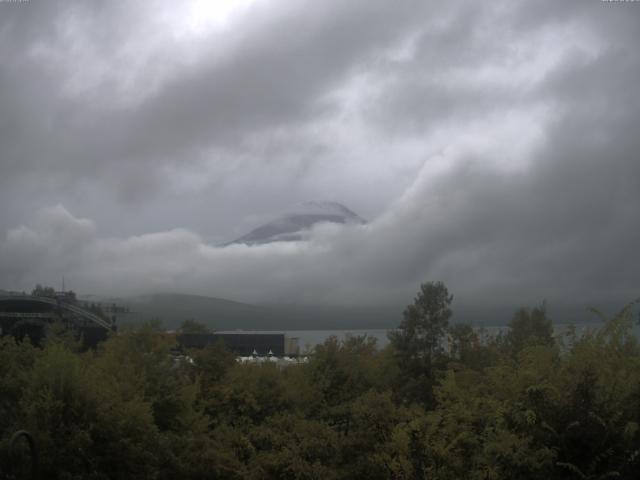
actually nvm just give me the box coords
[0,293,116,346]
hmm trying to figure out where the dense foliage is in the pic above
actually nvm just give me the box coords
[1,283,639,479]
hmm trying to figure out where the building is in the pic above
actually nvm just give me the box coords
[0,292,115,347]
[177,331,300,357]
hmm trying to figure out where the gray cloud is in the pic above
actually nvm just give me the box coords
[1,0,639,315]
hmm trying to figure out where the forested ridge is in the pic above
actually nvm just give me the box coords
[1,283,639,479]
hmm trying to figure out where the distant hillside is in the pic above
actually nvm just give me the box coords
[120,294,617,332]
[12,289,625,331]
[118,293,401,330]
[120,293,261,329]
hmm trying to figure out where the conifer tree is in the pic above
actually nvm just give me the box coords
[389,281,453,406]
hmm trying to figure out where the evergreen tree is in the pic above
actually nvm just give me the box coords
[506,304,554,353]
[389,281,453,407]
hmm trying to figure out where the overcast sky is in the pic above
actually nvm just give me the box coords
[1,0,639,311]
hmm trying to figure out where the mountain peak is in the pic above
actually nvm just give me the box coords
[228,201,365,246]
[285,201,365,221]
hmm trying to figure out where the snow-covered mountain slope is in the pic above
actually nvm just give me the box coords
[228,201,366,246]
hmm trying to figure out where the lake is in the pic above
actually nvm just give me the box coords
[281,321,640,353]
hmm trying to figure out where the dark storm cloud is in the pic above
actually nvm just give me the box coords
[1,0,639,313]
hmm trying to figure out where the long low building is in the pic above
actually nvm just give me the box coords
[177,331,300,357]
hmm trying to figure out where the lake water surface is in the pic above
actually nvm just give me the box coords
[282,322,640,353]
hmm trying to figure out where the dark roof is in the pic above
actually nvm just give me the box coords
[177,332,286,356]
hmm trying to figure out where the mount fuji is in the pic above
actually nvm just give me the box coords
[228,201,366,246]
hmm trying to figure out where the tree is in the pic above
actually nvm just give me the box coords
[179,319,212,334]
[31,284,56,298]
[505,304,554,353]
[389,281,453,407]
[448,323,478,364]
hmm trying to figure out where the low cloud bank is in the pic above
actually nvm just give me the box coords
[3,126,638,311]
